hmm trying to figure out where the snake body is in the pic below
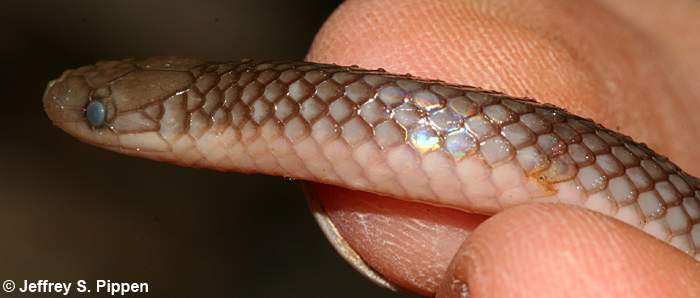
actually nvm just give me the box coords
[43,57,700,265]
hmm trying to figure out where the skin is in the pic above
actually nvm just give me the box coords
[305,0,700,297]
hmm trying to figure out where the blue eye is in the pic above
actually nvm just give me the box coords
[86,100,106,127]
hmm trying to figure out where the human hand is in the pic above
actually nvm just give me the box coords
[306,0,700,296]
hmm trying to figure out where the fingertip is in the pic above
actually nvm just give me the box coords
[437,204,700,298]
[311,183,487,296]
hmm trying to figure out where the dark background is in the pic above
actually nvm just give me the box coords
[0,1,417,297]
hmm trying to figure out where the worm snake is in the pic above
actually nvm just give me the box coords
[43,56,700,294]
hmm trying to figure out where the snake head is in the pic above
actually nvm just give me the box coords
[43,57,204,157]
[43,61,123,150]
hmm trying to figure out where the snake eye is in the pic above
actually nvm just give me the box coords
[86,100,106,127]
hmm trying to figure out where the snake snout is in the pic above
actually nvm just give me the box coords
[43,71,91,125]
